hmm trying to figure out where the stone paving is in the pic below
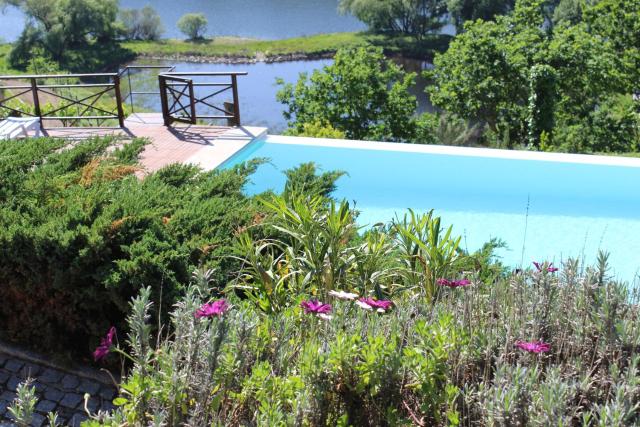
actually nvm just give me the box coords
[0,351,117,427]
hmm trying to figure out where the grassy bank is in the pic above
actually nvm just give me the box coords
[123,32,451,62]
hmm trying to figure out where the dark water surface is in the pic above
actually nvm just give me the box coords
[1,0,364,42]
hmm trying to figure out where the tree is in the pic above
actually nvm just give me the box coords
[8,0,121,68]
[177,13,208,40]
[427,0,631,149]
[119,5,164,41]
[446,0,515,32]
[276,47,418,142]
[339,0,448,40]
[585,0,640,88]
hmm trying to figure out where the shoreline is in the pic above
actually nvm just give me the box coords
[132,51,336,65]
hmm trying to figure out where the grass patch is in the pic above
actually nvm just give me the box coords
[123,32,450,61]
[123,32,375,60]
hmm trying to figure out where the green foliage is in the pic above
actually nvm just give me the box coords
[283,162,346,200]
[391,209,462,301]
[277,46,419,142]
[8,0,131,70]
[82,236,640,425]
[428,0,638,151]
[0,137,260,357]
[90,282,466,426]
[339,0,448,40]
[284,120,347,139]
[7,379,37,426]
[119,5,164,41]
[446,0,515,32]
[585,0,640,85]
[177,13,208,41]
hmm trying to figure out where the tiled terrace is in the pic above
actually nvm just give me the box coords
[38,113,266,173]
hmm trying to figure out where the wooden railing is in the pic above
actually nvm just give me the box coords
[119,65,175,114]
[0,73,125,128]
[158,72,247,126]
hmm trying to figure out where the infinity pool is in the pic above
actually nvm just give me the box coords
[222,136,640,281]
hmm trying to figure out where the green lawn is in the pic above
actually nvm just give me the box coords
[123,32,378,60]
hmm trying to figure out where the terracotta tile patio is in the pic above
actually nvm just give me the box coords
[37,113,266,174]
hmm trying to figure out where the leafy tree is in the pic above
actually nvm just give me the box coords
[177,13,208,40]
[119,5,164,41]
[277,47,418,142]
[551,0,586,25]
[7,0,124,69]
[585,0,640,87]
[339,0,448,40]
[428,0,632,149]
[446,0,515,32]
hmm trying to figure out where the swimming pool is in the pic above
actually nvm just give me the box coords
[222,135,640,281]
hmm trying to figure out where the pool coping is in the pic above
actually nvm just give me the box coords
[185,126,268,171]
[263,135,640,168]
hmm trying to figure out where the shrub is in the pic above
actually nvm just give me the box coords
[0,137,260,358]
[177,13,208,41]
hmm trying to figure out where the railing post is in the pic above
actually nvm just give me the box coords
[30,77,42,127]
[158,75,171,127]
[188,80,197,125]
[231,74,241,126]
[113,74,126,128]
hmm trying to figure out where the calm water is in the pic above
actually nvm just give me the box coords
[0,0,364,42]
[123,58,433,132]
[223,137,640,282]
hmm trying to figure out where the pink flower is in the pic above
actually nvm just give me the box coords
[301,300,332,315]
[356,298,393,313]
[515,340,551,354]
[195,299,230,319]
[533,261,558,273]
[93,326,116,362]
[437,278,472,288]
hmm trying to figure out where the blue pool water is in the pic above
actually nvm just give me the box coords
[222,136,640,282]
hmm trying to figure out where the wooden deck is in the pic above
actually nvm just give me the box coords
[35,113,266,174]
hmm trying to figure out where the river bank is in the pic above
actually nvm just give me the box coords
[122,32,451,65]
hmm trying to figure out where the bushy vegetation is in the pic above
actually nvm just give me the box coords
[22,190,638,426]
[4,0,133,71]
[119,5,164,41]
[177,13,208,41]
[0,137,261,358]
[427,0,640,152]
[277,46,431,143]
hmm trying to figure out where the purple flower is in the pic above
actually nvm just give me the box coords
[515,340,551,354]
[93,326,116,362]
[301,300,332,315]
[533,261,558,273]
[195,299,230,319]
[356,298,393,313]
[437,278,472,288]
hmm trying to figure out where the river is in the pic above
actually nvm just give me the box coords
[124,58,434,133]
[0,0,364,42]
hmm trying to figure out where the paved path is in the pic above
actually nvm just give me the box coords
[0,350,117,427]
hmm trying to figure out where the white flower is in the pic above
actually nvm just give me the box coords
[329,290,359,301]
[318,313,333,321]
[355,300,373,311]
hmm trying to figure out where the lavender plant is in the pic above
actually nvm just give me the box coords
[80,195,640,426]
